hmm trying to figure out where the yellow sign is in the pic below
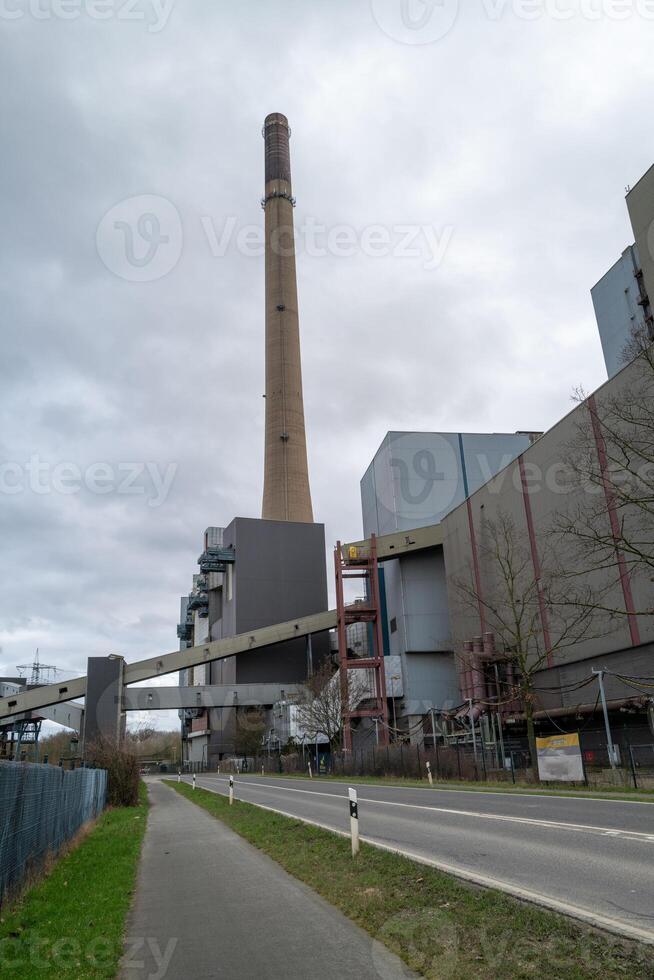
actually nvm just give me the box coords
[536,733,580,752]
[348,546,359,560]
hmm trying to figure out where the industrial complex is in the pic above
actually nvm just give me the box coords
[1,119,653,782]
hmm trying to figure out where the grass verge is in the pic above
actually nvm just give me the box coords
[167,780,652,979]
[248,771,654,802]
[0,782,148,979]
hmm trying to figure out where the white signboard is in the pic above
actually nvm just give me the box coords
[536,733,584,782]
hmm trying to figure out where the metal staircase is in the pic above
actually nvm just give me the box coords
[334,534,389,751]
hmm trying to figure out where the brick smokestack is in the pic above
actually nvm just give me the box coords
[261,113,314,523]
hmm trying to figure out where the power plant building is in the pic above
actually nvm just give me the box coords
[592,164,654,378]
[359,431,533,732]
[441,354,654,749]
[179,114,327,765]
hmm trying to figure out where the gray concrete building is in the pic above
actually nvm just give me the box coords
[179,518,329,765]
[592,244,648,378]
[592,164,654,378]
[360,431,533,736]
[441,353,654,749]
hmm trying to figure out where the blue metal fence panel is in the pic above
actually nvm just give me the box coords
[0,762,107,904]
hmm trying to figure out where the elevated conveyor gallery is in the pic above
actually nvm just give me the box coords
[0,524,443,730]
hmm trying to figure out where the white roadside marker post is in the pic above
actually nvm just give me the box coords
[426,761,433,786]
[349,787,360,857]
[229,775,234,806]
[262,765,265,776]
[308,762,313,779]
[192,774,196,791]
[177,770,181,784]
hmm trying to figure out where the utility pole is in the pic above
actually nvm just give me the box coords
[592,669,617,769]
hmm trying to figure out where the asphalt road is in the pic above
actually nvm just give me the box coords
[177,773,654,944]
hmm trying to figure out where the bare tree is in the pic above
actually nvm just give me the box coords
[453,512,610,764]
[552,342,654,614]
[293,662,370,751]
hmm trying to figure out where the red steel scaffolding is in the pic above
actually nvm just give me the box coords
[335,534,390,751]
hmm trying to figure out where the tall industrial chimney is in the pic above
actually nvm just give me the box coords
[261,113,314,523]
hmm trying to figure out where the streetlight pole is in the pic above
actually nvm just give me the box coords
[592,669,617,769]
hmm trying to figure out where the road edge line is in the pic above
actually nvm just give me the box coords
[182,777,654,948]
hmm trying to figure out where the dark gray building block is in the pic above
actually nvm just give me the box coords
[82,656,125,748]
[204,518,330,759]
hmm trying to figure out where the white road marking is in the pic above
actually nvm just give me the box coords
[192,776,654,843]
[223,775,654,805]
[173,779,654,947]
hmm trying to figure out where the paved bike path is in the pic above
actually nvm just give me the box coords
[121,779,415,979]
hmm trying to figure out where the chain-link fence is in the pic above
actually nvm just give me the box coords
[0,762,107,905]
[224,744,533,784]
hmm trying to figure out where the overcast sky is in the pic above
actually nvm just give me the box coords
[1,1,652,728]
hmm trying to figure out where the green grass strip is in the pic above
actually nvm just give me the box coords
[167,780,652,979]
[0,782,148,979]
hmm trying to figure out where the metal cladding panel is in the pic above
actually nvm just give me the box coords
[361,431,530,537]
[532,643,654,709]
[400,550,452,653]
[626,164,654,306]
[83,657,123,747]
[591,245,644,379]
[403,652,460,714]
[362,432,530,664]
[442,356,654,666]
[211,517,329,684]
[360,461,380,540]
[459,432,532,496]
[204,526,225,548]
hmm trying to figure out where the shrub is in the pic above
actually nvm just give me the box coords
[85,739,140,807]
